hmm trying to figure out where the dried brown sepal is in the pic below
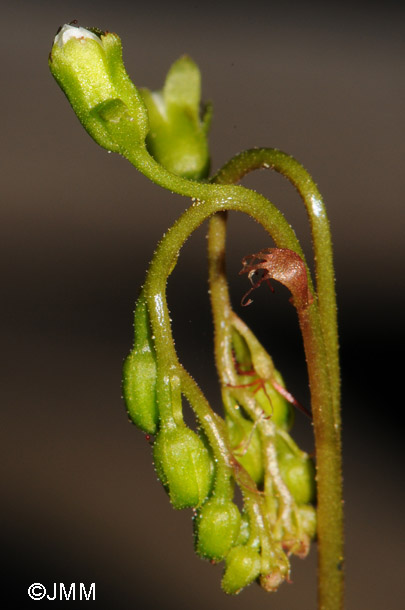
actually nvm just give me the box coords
[260,569,286,592]
[239,248,313,311]
[282,535,311,559]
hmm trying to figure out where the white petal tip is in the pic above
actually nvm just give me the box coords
[54,24,102,48]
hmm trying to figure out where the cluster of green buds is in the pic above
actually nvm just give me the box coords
[121,290,316,594]
[49,24,318,596]
[121,288,316,594]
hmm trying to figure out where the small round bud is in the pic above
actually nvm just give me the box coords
[123,350,157,434]
[195,498,241,561]
[221,546,261,595]
[153,427,214,509]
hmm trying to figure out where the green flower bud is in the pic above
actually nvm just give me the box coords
[195,498,241,561]
[226,415,263,484]
[49,23,148,152]
[140,56,211,179]
[122,294,158,435]
[221,546,261,595]
[153,426,214,509]
[276,436,316,505]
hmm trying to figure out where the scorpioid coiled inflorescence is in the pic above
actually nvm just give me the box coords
[50,24,323,596]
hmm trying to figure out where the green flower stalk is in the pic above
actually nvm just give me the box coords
[49,24,343,610]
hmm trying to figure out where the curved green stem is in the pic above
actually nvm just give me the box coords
[121,147,313,284]
[206,212,235,384]
[143,282,234,498]
[212,148,340,434]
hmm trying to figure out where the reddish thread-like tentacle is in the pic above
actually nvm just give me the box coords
[271,380,312,420]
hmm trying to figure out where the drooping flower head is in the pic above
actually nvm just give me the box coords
[49,23,149,152]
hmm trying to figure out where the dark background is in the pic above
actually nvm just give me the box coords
[2,1,404,607]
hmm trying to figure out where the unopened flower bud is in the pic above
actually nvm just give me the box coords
[195,498,241,561]
[122,294,158,435]
[140,56,211,179]
[49,24,148,152]
[153,426,214,509]
[276,436,316,505]
[221,545,261,594]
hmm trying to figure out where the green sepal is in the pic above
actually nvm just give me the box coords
[140,56,211,180]
[221,545,262,595]
[195,497,241,561]
[92,98,147,153]
[163,55,200,111]
[122,293,158,435]
[201,101,213,136]
[153,426,214,509]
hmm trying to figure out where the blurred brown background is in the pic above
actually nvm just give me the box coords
[1,1,404,608]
